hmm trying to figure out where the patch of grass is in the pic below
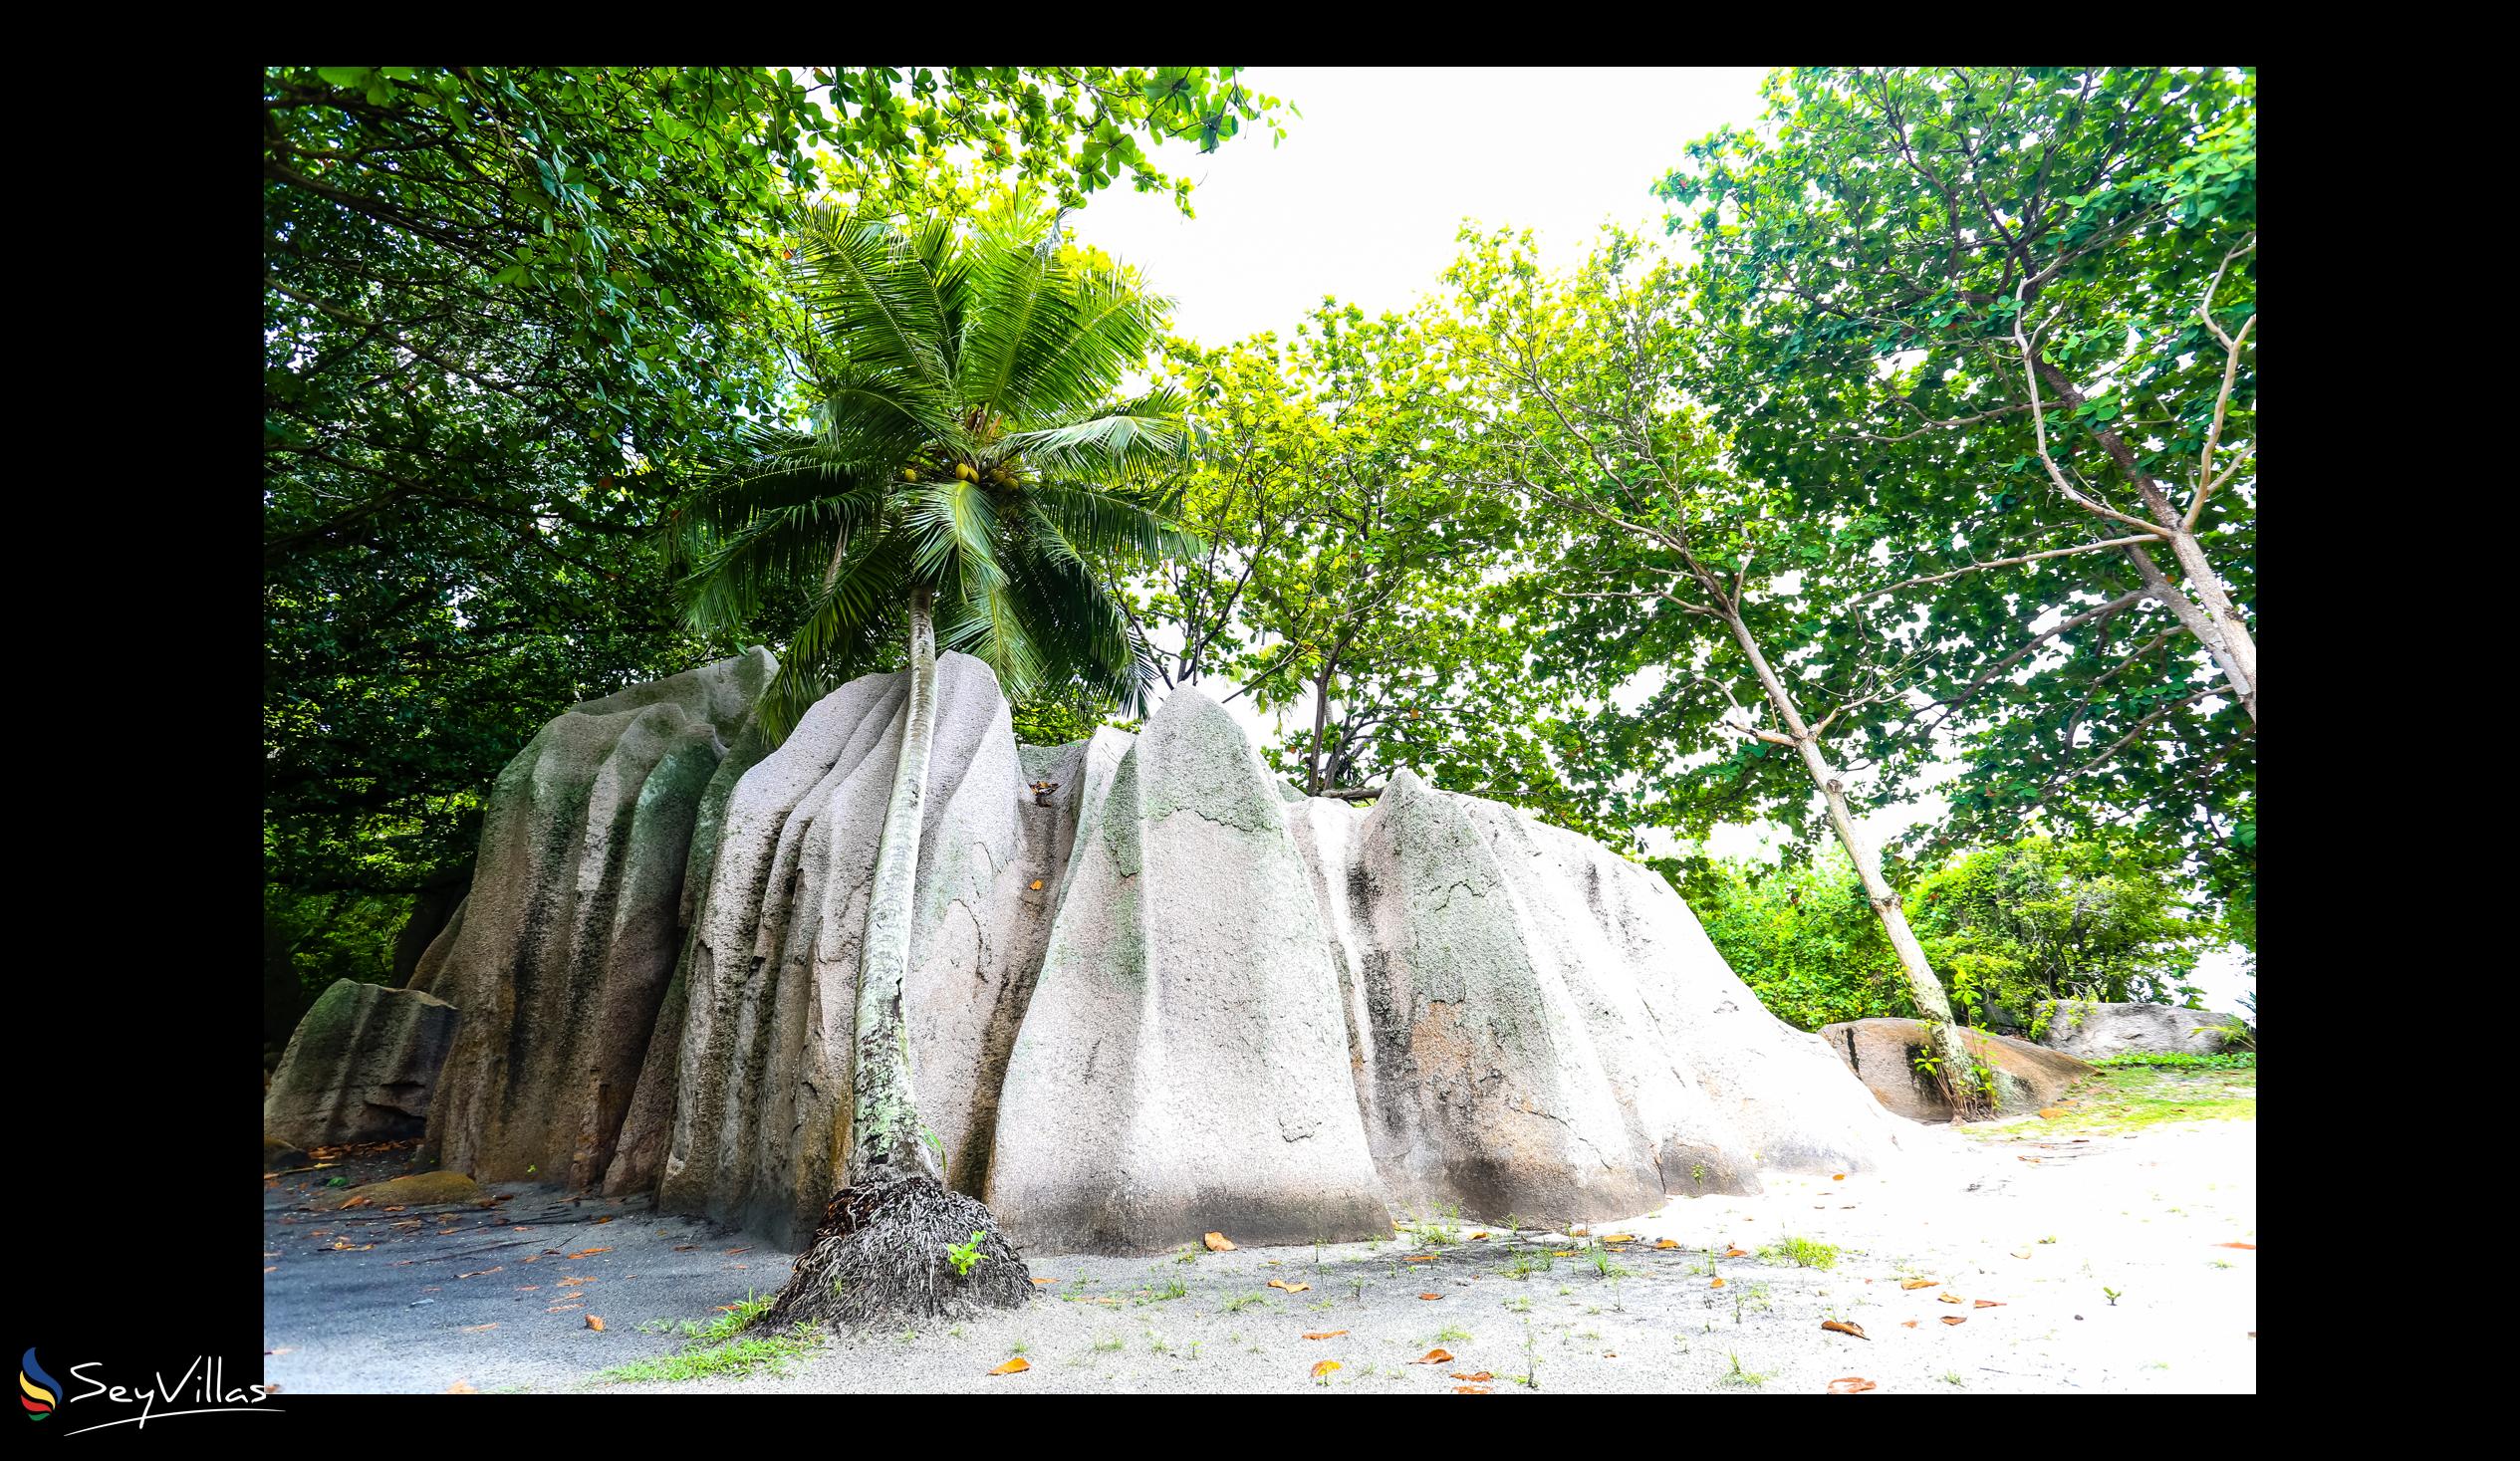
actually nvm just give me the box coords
[1941,1370,1966,1387]
[2093,1051,2254,1071]
[1401,1199,1464,1247]
[1759,1235,1840,1270]
[596,1324,822,1384]
[1720,1351,1770,1387]
[1134,1277,1189,1305]
[1431,1325,1472,1344]
[1091,1334,1125,1352]
[683,1293,772,1343]
[1979,1067,2256,1138]
[1220,1292,1272,1314]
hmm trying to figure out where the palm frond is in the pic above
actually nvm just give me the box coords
[999,386,1192,479]
[955,221,1064,421]
[794,204,953,393]
[676,453,889,631]
[997,536,1155,715]
[998,261,1174,421]
[754,527,913,741]
[1023,481,1203,569]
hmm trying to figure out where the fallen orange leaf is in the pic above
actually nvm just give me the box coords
[1711,1277,1726,1288]
[1602,1233,1636,1243]
[2215,1242,2256,1250]
[1899,1279,1938,1290]
[1417,1293,1441,1301]
[1551,1250,1581,1258]
[2037,1108,2065,1119]
[1029,879,1044,890]
[1900,1321,1919,1329]
[1723,1247,1747,1258]
[1411,1348,1454,1364]
[1569,1227,1589,1237]
[1939,1293,1965,1305]
[1973,1300,2006,1309]
[1031,1277,1057,1286]
[989,1356,1030,1375]
[461,1324,498,1334]
[446,1380,477,1393]
[1204,1231,1237,1252]
[1404,1254,1436,1263]
[585,1316,605,1332]
[1940,1316,1967,1326]
[1821,1320,1869,1339]
[1468,1231,1489,1240]
[1302,1331,1349,1340]
[1268,1280,1312,1293]
[1655,1239,1678,1249]
[564,1248,612,1259]
[1311,1360,1341,1379]
[1826,1376,1878,1394]
[1833,1173,1847,1181]
[1453,1385,1492,1393]
[1451,1370,1494,1381]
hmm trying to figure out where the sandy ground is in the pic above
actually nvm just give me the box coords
[264,1079,2254,1396]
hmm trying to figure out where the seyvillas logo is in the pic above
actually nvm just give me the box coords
[20,1349,59,1420]
[19,1352,281,1436]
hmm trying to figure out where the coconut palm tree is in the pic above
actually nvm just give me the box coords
[671,199,1195,1317]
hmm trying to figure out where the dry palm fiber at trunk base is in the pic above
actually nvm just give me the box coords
[762,1176,1033,1330]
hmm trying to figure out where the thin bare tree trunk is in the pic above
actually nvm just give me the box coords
[849,585,945,1184]
[1718,598,1985,1115]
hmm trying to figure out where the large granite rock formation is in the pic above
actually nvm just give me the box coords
[2032,1000,2251,1061]
[277,650,1925,1254]
[263,978,458,1147]
[420,648,775,1190]
[1818,1018,2093,1121]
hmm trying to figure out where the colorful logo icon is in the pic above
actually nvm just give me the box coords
[20,1348,59,1420]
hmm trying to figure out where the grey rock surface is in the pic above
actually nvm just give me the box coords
[1324,772,1907,1221]
[422,648,774,1191]
[2032,1000,2250,1061]
[1818,1018,2093,1121]
[264,979,458,1147]
[988,689,1392,1253]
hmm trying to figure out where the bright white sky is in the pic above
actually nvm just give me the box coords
[1070,67,1772,349]
[1053,67,2249,1016]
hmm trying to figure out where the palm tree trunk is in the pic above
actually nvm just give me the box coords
[849,585,946,1184]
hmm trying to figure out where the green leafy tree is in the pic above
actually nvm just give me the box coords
[672,202,1191,1315]
[1147,305,1557,812]
[1905,836,2214,1020]
[1684,850,1911,1032]
[1653,67,2256,924]
[1440,224,1986,1111]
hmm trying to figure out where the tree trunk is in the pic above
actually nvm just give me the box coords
[2030,353,2258,727]
[1717,599,1986,1115]
[1305,661,1336,796]
[849,586,946,1185]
